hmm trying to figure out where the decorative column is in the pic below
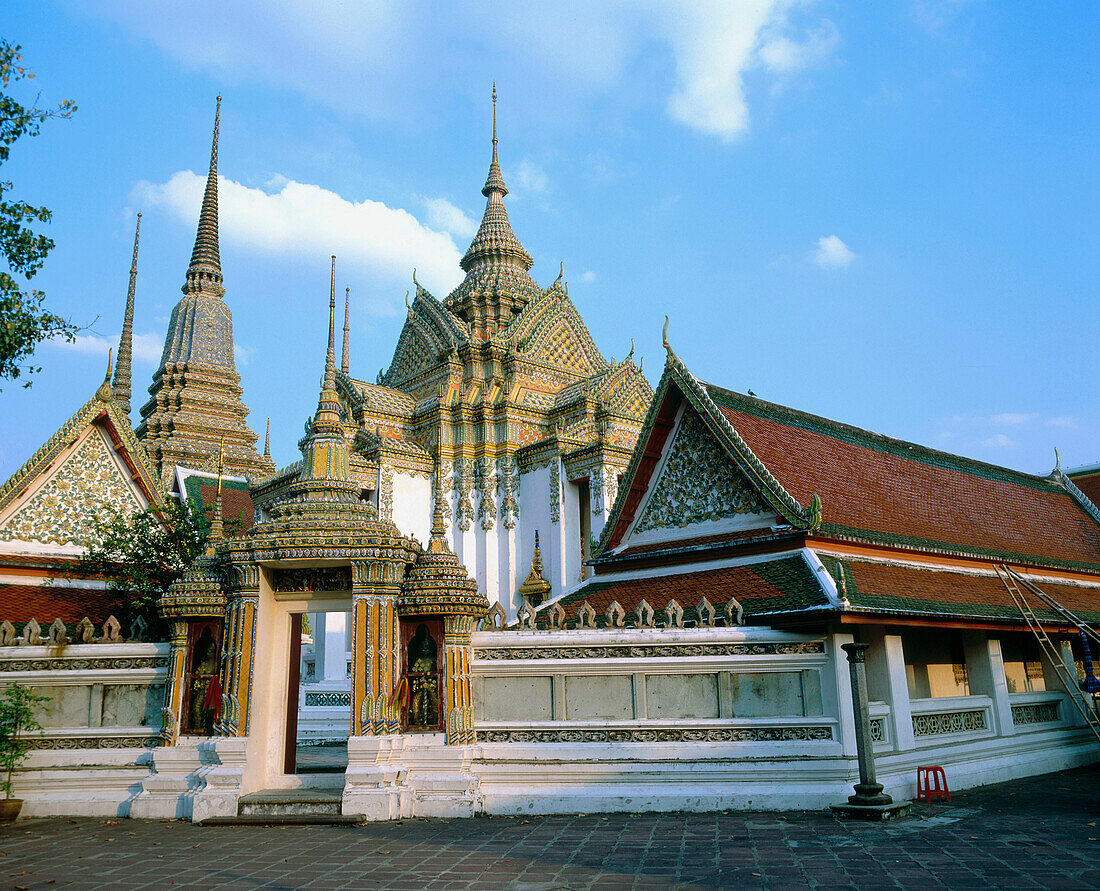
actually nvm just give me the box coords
[160,621,189,746]
[216,564,259,737]
[963,631,1015,738]
[443,614,476,744]
[831,642,911,820]
[350,559,404,736]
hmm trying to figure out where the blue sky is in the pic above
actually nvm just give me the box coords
[3,1,1099,484]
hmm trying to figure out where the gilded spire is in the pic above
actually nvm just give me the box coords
[208,436,225,544]
[449,85,539,326]
[311,256,342,431]
[96,349,115,403]
[483,83,506,198]
[184,96,224,298]
[341,286,350,374]
[264,418,270,458]
[112,213,140,416]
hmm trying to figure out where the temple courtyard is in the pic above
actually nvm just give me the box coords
[1,764,1096,890]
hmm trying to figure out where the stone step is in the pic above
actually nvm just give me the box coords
[237,788,348,820]
[202,814,363,826]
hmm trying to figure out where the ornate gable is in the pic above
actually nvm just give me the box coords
[506,285,609,377]
[0,385,162,547]
[382,286,468,388]
[632,406,770,536]
[595,359,654,418]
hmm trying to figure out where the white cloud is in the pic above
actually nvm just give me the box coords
[514,160,549,195]
[133,171,464,299]
[234,344,252,367]
[581,270,597,283]
[420,197,477,239]
[982,433,1014,449]
[812,235,855,268]
[88,1,837,142]
[1048,416,1079,429]
[990,412,1039,426]
[759,19,840,74]
[51,331,163,366]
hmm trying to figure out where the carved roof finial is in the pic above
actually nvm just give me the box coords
[341,286,351,375]
[518,529,551,606]
[662,315,670,350]
[208,434,225,543]
[627,339,634,361]
[113,212,140,416]
[96,348,114,403]
[184,96,224,297]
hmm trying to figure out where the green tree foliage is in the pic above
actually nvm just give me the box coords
[0,682,48,800]
[1,40,79,389]
[77,499,210,634]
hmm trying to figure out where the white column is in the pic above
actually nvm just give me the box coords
[322,611,347,682]
[964,631,1015,737]
[866,628,915,752]
[828,632,858,757]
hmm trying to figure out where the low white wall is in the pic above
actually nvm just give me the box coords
[1,642,167,816]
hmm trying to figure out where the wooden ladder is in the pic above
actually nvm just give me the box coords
[994,564,1100,742]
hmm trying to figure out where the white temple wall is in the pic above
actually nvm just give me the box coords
[560,475,583,589]
[1,641,167,817]
[391,471,431,545]
[517,463,554,613]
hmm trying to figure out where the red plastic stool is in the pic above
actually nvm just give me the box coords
[916,765,951,803]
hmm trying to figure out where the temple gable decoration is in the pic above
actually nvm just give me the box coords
[633,407,769,535]
[596,340,823,557]
[0,364,164,548]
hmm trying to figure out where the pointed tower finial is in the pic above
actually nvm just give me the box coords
[208,435,225,543]
[341,286,351,374]
[96,348,115,402]
[431,461,447,540]
[482,84,507,199]
[327,256,337,380]
[184,96,224,298]
[264,418,271,458]
[113,213,140,417]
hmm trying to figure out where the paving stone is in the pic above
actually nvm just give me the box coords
[2,763,1099,889]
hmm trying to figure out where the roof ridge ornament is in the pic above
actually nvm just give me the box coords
[96,348,115,403]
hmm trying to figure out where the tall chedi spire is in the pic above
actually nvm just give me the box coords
[136,97,274,486]
[341,286,351,374]
[112,212,141,416]
[446,85,540,337]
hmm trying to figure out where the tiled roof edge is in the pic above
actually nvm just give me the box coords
[703,383,1063,495]
[819,523,1100,574]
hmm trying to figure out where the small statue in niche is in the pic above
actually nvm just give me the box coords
[407,623,439,727]
[188,626,218,734]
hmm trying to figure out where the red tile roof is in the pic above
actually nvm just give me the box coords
[543,556,829,627]
[706,385,1100,570]
[1069,471,1100,511]
[0,583,131,626]
[821,557,1100,624]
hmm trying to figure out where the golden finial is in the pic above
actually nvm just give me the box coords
[96,348,115,402]
[412,268,419,289]
[627,339,634,361]
[1054,447,1062,474]
[492,82,498,149]
[662,315,670,350]
[209,434,225,544]
[405,290,411,310]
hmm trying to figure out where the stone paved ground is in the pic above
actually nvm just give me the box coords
[2,764,1099,890]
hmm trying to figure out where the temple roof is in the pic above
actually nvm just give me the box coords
[706,383,1100,571]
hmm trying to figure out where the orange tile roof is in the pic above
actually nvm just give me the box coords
[821,557,1100,624]
[706,385,1100,570]
[0,583,131,626]
[545,556,829,627]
